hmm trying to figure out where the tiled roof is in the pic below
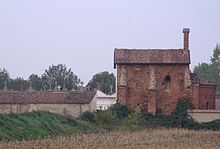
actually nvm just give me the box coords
[114,49,190,68]
[0,91,96,104]
[97,90,116,98]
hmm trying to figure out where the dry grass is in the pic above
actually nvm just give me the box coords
[1,128,220,149]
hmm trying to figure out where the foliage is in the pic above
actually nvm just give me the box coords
[29,74,42,91]
[109,103,130,119]
[0,68,9,90]
[1,101,220,142]
[193,44,220,94]
[8,77,28,91]
[0,64,81,91]
[96,109,117,129]
[42,64,80,90]
[80,111,96,123]
[200,119,220,131]
[87,71,115,94]
[137,99,198,129]
[169,99,195,128]
[0,111,97,141]
[123,107,143,127]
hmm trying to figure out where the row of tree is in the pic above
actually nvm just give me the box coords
[0,64,116,94]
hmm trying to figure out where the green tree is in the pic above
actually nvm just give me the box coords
[9,77,28,91]
[193,44,220,94]
[87,71,115,94]
[0,68,10,90]
[193,63,212,80]
[42,64,80,90]
[29,74,42,90]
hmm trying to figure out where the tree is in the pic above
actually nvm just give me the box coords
[193,63,212,81]
[87,71,115,94]
[0,68,10,90]
[193,44,220,94]
[29,74,42,91]
[42,64,80,90]
[9,77,28,91]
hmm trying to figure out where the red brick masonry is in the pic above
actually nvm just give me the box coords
[114,29,216,115]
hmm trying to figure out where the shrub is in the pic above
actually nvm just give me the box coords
[80,111,96,123]
[200,119,220,131]
[139,112,169,128]
[96,109,117,129]
[109,103,130,119]
[124,107,143,128]
[169,98,196,128]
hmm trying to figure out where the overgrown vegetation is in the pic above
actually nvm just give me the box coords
[0,111,97,141]
[80,100,220,131]
[1,100,220,142]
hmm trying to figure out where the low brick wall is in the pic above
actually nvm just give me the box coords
[188,110,220,123]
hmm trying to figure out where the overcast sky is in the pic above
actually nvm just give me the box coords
[0,0,219,84]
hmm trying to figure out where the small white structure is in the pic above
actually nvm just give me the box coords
[96,90,116,110]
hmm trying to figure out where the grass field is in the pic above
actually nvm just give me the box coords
[1,129,220,149]
[0,111,97,141]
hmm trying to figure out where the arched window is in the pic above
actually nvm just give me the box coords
[162,75,171,86]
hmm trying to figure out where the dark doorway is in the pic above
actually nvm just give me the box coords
[206,102,209,109]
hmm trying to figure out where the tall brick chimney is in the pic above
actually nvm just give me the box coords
[183,28,190,50]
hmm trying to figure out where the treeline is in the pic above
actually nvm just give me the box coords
[0,64,115,94]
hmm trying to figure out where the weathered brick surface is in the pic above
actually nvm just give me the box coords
[197,84,216,109]
[114,29,216,115]
[116,63,216,115]
[116,64,191,115]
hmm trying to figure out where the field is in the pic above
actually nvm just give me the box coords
[1,129,220,149]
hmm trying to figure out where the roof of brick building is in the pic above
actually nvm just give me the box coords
[0,91,96,104]
[114,49,190,68]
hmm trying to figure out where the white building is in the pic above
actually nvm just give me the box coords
[96,90,116,110]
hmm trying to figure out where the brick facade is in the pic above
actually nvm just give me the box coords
[114,29,216,115]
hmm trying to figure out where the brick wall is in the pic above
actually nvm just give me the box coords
[198,84,216,109]
[117,64,191,115]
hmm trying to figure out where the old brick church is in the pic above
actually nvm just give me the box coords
[114,28,216,115]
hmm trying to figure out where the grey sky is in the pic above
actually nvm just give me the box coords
[0,0,219,84]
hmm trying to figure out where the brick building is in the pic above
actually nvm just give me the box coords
[114,28,216,115]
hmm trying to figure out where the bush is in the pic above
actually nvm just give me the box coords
[96,109,117,129]
[200,119,220,130]
[123,107,143,128]
[139,112,169,128]
[169,98,197,129]
[80,111,96,123]
[109,103,130,119]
